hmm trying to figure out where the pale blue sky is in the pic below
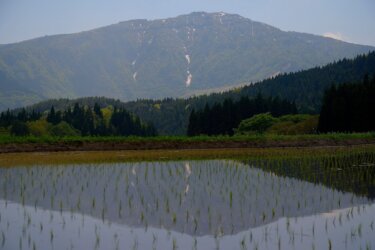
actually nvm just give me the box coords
[0,0,374,46]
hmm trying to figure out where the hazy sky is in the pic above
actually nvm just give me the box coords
[1,0,374,46]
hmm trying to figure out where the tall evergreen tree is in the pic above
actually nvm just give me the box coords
[46,106,62,125]
[318,76,375,133]
[187,95,297,136]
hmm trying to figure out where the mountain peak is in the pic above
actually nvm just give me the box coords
[0,12,373,110]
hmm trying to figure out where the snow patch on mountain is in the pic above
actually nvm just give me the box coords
[186,71,192,87]
[185,54,191,64]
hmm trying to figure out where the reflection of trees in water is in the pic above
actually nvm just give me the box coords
[0,157,373,236]
[241,153,375,199]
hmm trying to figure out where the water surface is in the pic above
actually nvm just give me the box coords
[0,157,374,249]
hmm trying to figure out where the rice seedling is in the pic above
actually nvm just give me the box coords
[1,231,5,248]
[328,238,332,250]
[50,229,54,244]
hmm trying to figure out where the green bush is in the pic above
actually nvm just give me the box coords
[235,113,278,134]
[27,120,52,136]
[267,121,296,135]
[49,121,80,137]
[268,115,319,135]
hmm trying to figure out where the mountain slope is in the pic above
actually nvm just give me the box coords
[0,12,373,110]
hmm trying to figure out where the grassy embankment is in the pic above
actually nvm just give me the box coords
[0,132,374,144]
[0,133,374,167]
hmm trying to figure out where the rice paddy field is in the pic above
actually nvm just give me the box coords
[0,145,375,250]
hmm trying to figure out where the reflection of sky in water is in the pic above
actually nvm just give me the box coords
[0,160,374,249]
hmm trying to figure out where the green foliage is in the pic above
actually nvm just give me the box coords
[240,52,375,113]
[289,116,319,134]
[187,95,296,136]
[101,106,113,127]
[278,114,313,123]
[110,108,156,136]
[10,121,29,136]
[318,75,375,133]
[236,113,278,134]
[49,121,80,137]
[27,120,51,136]
[0,108,41,128]
[46,106,62,125]
[268,115,319,135]
[0,132,374,146]
[1,101,157,137]
[0,127,9,136]
[235,113,319,135]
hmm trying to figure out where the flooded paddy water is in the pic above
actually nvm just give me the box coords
[0,148,374,250]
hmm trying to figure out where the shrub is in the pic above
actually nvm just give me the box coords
[268,115,319,135]
[27,120,52,136]
[235,113,278,134]
[49,121,80,137]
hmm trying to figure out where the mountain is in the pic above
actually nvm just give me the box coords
[0,12,373,110]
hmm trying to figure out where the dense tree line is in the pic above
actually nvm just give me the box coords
[0,103,157,137]
[17,97,128,114]
[187,95,297,136]
[46,103,157,136]
[318,76,375,133]
[240,52,375,113]
[0,108,41,128]
[110,107,157,136]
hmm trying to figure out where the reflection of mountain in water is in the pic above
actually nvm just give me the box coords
[0,160,371,236]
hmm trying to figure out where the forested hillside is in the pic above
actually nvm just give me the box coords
[124,51,375,134]
[0,103,156,137]
[318,76,375,133]
[11,52,375,135]
[187,95,297,136]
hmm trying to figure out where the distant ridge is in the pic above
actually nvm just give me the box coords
[0,12,373,110]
